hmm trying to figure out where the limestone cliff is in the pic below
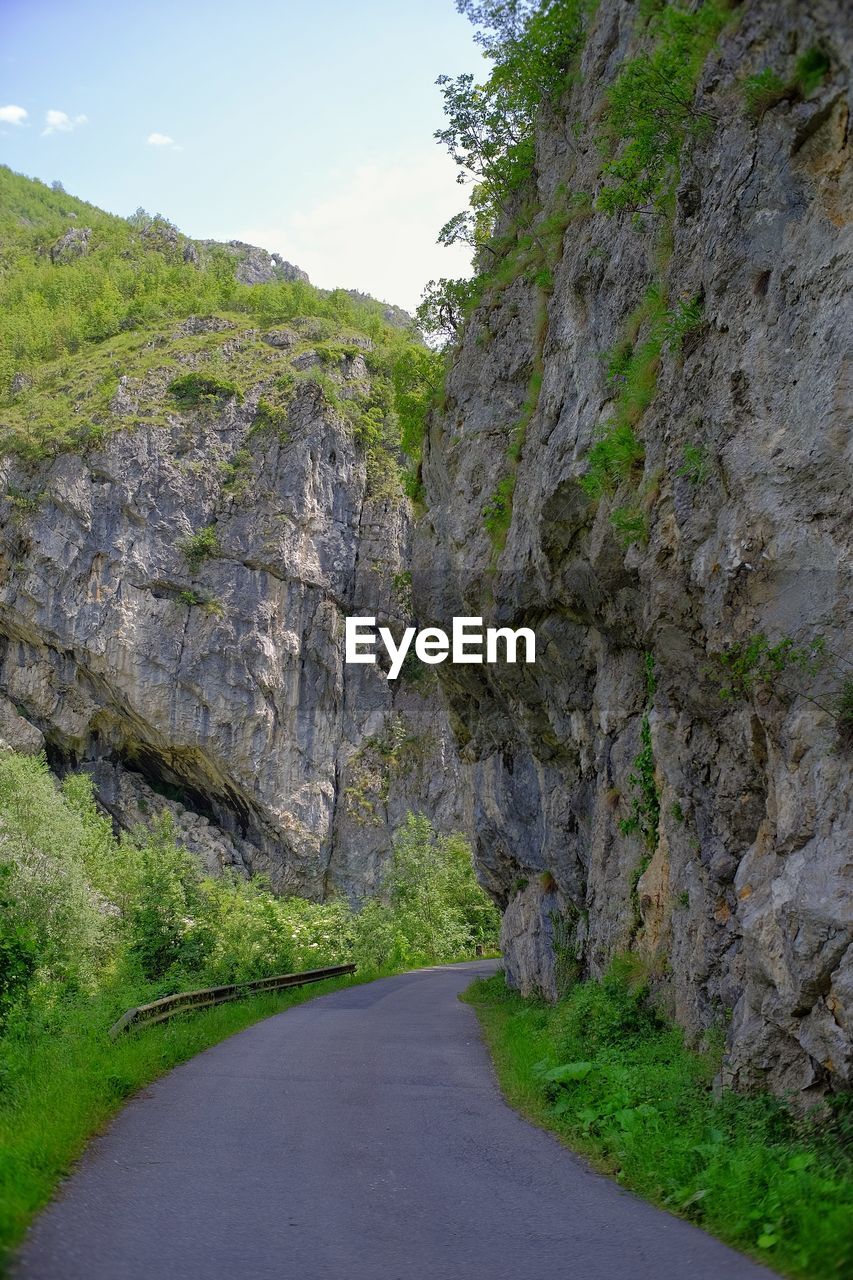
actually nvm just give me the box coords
[0,0,850,1103]
[414,0,852,1097]
[0,272,460,899]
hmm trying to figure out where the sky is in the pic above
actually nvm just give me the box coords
[0,0,487,311]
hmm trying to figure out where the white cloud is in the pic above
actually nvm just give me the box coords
[42,109,88,136]
[237,148,473,314]
[0,104,27,126]
[147,131,175,147]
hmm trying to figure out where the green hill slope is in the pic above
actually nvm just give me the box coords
[0,167,436,482]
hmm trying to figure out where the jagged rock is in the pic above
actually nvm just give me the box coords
[262,328,298,349]
[501,881,563,999]
[109,376,137,416]
[291,350,322,372]
[0,360,462,900]
[141,219,179,252]
[195,240,309,287]
[413,0,852,1096]
[0,695,44,756]
[10,373,29,396]
[85,760,251,876]
[174,315,235,337]
[271,253,309,283]
[49,226,91,264]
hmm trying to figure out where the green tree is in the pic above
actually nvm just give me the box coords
[415,277,476,344]
[383,813,499,962]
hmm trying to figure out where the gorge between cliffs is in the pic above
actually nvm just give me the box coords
[0,0,850,1111]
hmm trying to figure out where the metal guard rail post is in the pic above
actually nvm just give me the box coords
[108,963,356,1038]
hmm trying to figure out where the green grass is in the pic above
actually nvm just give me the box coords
[596,0,731,218]
[179,524,221,573]
[743,48,831,118]
[582,288,704,505]
[0,970,375,1270]
[463,968,853,1280]
[0,166,437,492]
[743,68,789,118]
[609,504,648,546]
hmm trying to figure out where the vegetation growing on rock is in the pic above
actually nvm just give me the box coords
[0,166,438,493]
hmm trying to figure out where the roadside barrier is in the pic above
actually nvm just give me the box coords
[107,964,356,1038]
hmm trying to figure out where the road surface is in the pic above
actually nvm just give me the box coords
[16,962,776,1279]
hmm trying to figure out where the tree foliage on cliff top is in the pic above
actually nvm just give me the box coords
[435,0,594,255]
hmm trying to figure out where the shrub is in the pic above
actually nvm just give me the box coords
[0,865,39,1023]
[168,371,242,408]
[124,819,201,981]
[482,474,516,545]
[551,955,661,1054]
[0,756,113,994]
[744,49,831,119]
[180,525,220,573]
[661,296,703,351]
[743,68,788,118]
[596,1,729,218]
[391,345,444,461]
[253,397,289,432]
[187,876,296,985]
[375,812,500,965]
[717,634,826,700]
[795,47,831,96]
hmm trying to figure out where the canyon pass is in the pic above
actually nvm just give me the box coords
[0,0,850,1101]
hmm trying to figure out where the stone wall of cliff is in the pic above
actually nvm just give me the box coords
[0,306,461,901]
[414,0,852,1098]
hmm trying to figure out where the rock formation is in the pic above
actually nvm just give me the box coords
[0,307,461,900]
[0,0,849,1101]
[413,0,852,1097]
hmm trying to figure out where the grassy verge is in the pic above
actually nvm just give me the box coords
[0,970,376,1269]
[462,967,853,1280]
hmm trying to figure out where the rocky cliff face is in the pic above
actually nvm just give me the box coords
[414,0,852,1097]
[0,310,460,899]
[0,0,849,1102]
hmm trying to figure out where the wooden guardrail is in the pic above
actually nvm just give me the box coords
[108,963,356,1039]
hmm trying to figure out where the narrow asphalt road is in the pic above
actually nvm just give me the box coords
[16,962,776,1280]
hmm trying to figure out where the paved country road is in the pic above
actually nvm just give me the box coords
[16,962,777,1280]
